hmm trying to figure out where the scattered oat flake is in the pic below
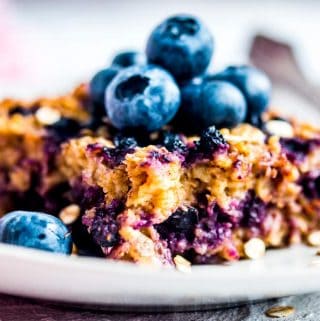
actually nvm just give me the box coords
[174,255,191,273]
[307,231,320,247]
[35,106,61,125]
[265,305,295,318]
[265,120,294,138]
[59,204,80,225]
[72,243,78,255]
[244,238,266,259]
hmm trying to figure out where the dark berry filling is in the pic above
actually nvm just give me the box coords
[194,219,232,250]
[114,129,154,147]
[156,203,233,257]
[157,207,198,238]
[239,191,267,229]
[183,126,228,166]
[147,150,172,164]
[71,216,104,257]
[69,180,106,257]
[162,132,187,154]
[83,200,124,248]
[113,134,138,150]
[71,180,105,210]
[280,138,320,164]
[300,171,320,199]
[6,160,69,215]
[87,142,136,168]
[198,126,228,154]
[156,206,199,254]
[156,190,267,260]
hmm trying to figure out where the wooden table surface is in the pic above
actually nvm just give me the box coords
[0,293,318,321]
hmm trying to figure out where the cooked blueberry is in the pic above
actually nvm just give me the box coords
[210,66,271,120]
[71,217,104,257]
[71,183,105,210]
[112,51,146,68]
[300,172,320,199]
[146,14,213,79]
[280,138,320,164]
[86,201,123,248]
[89,67,119,116]
[198,126,228,154]
[195,220,231,249]
[178,79,247,130]
[240,191,267,229]
[106,65,181,131]
[113,134,138,150]
[46,117,81,140]
[87,142,135,168]
[162,132,187,153]
[90,214,119,248]
[0,211,72,254]
[146,150,171,165]
[156,207,199,251]
[167,207,199,232]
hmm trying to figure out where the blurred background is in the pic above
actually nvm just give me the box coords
[0,0,320,121]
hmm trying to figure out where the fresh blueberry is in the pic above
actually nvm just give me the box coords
[177,79,247,130]
[174,77,203,131]
[0,211,72,254]
[106,65,181,131]
[89,67,119,115]
[112,51,146,68]
[146,14,214,79]
[180,77,203,111]
[198,126,228,154]
[210,66,271,120]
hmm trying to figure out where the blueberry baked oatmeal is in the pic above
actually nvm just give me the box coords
[1,14,320,267]
[0,85,91,216]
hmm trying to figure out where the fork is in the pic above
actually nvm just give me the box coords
[249,34,320,109]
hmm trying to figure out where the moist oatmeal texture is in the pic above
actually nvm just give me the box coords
[58,98,320,264]
[0,85,90,215]
[1,85,320,266]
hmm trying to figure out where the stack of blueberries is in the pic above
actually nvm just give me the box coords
[90,14,271,133]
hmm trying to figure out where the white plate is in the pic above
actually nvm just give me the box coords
[0,243,320,311]
[0,92,319,311]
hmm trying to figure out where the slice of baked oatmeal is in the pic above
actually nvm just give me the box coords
[58,116,320,265]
